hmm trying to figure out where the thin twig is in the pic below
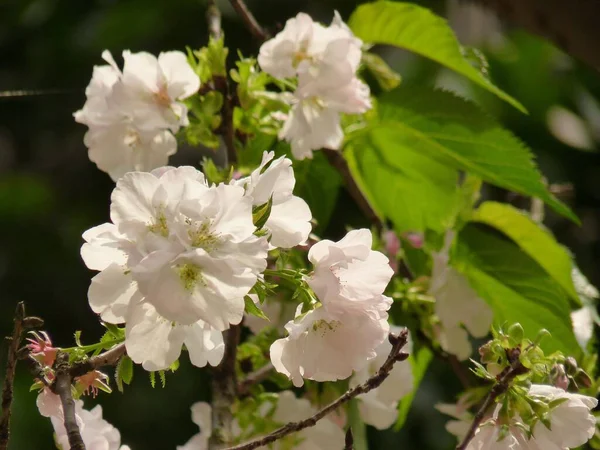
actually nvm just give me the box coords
[455,349,528,450]
[323,149,382,230]
[228,0,269,41]
[344,428,354,450]
[0,303,26,450]
[69,343,126,378]
[210,325,242,449]
[237,362,274,396]
[52,352,85,450]
[214,76,237,165]
[206,0,222,40]
[225,330,410,450]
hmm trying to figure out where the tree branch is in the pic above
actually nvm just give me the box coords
[52,352,85,450]
[0,303,26,450]
[237,362,274,396]
[206,0,222,40]
[225,330,409,450]
[344,428,354,450]
[323,149,383,230]
[69,343,127,379]
[228,0,269,41]
[210,325,242,448]
[455,349,528,450]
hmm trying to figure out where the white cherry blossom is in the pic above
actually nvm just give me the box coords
[178,402,212,450]
[126,299,224,371]
[307,228,394,316]
[51,401,130,450]
[467,421,519,450]
[112,50,200,132]
[529,384,598,449]
[350,327,414,429]
[270,304,390,387]
[429,232,493,360]
[235,151,312,248]
[75,50,199,179]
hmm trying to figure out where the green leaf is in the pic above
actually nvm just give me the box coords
[115,355,134,393]
[345,131,459,233]
[294,152,342,232]
[74,331,82,347]
[149,371,156,388]
[471,202,578,303]
[252,197,273,230]
[395,347,433,429]
[369,87,576,222]
[348,399,369,450]
[454,225,580,357]
[362,52,401,91]
[244,295,270,321]
[348,1,525,112]
[159,370,166,388]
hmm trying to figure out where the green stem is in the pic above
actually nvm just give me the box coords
[61,338,124,354]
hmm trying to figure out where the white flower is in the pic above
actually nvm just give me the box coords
[429,232,493,360]
[435,323,473,361]
[268,390,345,449]
[51,401,130,450]
[112,50,200,132]
[270,304,390,387]
[467,422,519,450]
[571,307,594,349]
[307,229,394,316]
[350,327,413,429]
[235,151,312,248]
[529,384,598,449]
[84,123,176,182]
[126,299,224,371]
[179,392,344,450]
[84,167,268,330]
[37,388,69,422]
[436,402,473,441]
[74,50,199,180]
[177,402,212,450]
[81,166,268,369]
[258,12,371,160]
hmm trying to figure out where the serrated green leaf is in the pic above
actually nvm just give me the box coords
[362,52,401,91]
[149,371,156,388]
[102,323,125,340]
[395,347,433,429]
[368,87,576,223]
[169,359,180,372]
[244,295,270,321]
[74,331,82,347]
[159,370,166,388]
[117,355,134,392]
[345,132,459,233]
[471,202,578,303]
[348,1,525,112]
[454,225,580,357]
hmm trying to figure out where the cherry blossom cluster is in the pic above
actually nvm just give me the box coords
[258,12,371,159]
[442,385,598,450]
[178,391,345,449]
[81,151,311,371]
[75,50,200,180]
[270,229,394,387]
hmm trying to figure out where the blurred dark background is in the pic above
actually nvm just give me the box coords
[1,0,600,448]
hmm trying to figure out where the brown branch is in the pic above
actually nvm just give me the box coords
[69,343,126,378]
[323,148,382,230]
[206,0,222,40]
[214,75,237,165]
[228,0,269,41]
[210,325,242,448]
[225,330,410,450]
[0,303,26,450]
[455,349,528,450]
[237,362,274,396]
[52,352,85,450]
[344,428,354,450]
